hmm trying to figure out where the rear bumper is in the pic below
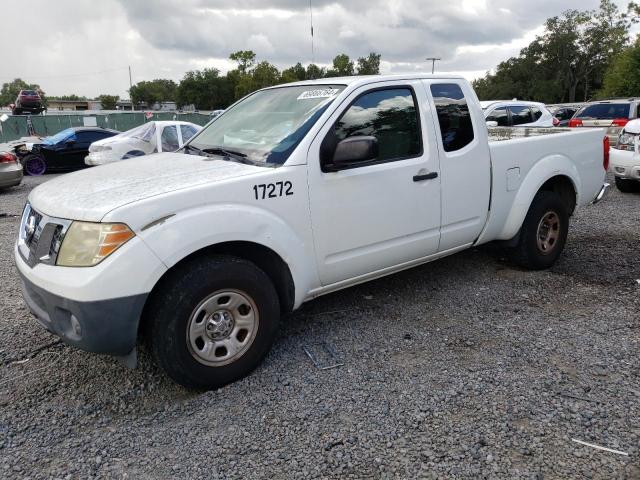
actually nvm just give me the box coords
[0,164,23,188]
[591,183,609,205]
[18,269,147,355]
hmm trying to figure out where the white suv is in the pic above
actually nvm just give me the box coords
[481,101,555,128]
[610,118,640,192]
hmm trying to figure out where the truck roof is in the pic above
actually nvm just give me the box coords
[270,73,466,89]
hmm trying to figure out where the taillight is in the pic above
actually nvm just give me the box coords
[568,119,583,127]
[0,152,17,163]
[552,117,560,127]
[603,136,610,171]
[612,118,629,127]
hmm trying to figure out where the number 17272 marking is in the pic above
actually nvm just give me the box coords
[253,181,293,200]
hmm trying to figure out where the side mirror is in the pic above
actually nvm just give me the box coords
[324,135,378,170]
[65,139,76,146]
[486,121,498,128]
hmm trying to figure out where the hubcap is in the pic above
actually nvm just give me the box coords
[186,289,258,366]
[536,211,560,255]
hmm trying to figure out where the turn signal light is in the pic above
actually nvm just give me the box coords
[603,136,610,171]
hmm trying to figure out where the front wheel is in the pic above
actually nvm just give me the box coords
[510,191,569,270]
[22,154,47,176]
[144,255,280,390]
[614,176,638,193]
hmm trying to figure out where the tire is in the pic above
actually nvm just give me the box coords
[614,176,638,193]
[510,190,569,270]
[144,255,280,390]
[22,154,47,176]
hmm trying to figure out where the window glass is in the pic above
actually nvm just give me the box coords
[531,107,543,121]
[180,124,198,143]
[43,128,76,145]
[430,84,475,152]
[575,103,630,120]
[486,107,509,126]
[330,88,421,162]
[160,125,180,151]
[510,106,532,125]
[76,131,107,144]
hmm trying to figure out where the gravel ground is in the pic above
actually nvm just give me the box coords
[0,174,638,479]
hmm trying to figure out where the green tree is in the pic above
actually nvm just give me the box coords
[473,0,637,103]
[252,61,280,89]
[599,38,640,97]
[280,62,307,83]
[0,78,44,107]
[129,79,177,108]
[229,50,257,74]
[305,63,325,80]
[49,94,87,101]
[356,52,381,75]
[326,54,354,77]
[97,94,119,109]
[176,68,233,109]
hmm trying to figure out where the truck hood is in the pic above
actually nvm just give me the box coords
[29,152,267,221]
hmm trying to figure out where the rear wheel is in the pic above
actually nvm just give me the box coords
[22,154,47,176]
[614,176,638,193]
[510,191,569,270]
[144,255,280,390]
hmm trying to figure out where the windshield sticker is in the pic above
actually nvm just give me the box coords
[297,88,340,100]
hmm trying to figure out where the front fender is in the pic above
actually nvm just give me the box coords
[137,204,319,308]
[497,154,581,240]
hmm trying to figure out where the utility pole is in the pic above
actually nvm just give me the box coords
[426,57,441,74]
[309,0,315,65]
[128,65,132,90]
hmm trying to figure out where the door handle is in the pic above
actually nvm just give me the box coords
[413,172,438,182]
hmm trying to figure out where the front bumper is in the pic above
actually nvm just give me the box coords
[19,269,147,355]
[610,148,640,179]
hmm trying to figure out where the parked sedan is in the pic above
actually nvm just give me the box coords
[482,101,555,127]
[0,151,23,189]
[85,121,201,166]
[14,127,119,175]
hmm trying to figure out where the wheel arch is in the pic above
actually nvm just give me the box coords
[139,240,295,338]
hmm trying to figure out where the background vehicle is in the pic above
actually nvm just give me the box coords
[85,121,201,166]
[568,98,640,145]
[547,104,582,127]
[209,110,225,119]
[14,127,119,175]
[482,101,555,127]
[16,75,607,390]
[0,151,23,189]
[12,90,44,115]
[610,118,640,192]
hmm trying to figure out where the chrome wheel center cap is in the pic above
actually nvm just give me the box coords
[205,311,234,340]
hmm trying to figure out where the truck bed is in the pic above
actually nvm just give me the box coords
[488,126,568,142]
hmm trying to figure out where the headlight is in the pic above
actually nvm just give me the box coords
[57,222,135,267]
[616,132,635,151]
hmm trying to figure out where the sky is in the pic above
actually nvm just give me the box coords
[0,0,630,99]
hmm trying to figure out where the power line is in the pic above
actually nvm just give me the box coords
[0,66,130,80]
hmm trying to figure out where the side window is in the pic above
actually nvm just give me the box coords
[76,131,104,144]
[180,125,198,143]
[486,107,509,126]
[430,83,474,152]
[510,106,532,125]
[531,107,543,121]
[331,87,421,163]
[160,125,179,151]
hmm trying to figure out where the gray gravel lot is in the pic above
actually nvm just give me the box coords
[0,174,638,479]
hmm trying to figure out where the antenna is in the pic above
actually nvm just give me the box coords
[426,57,441,74]
[309,0,315,65]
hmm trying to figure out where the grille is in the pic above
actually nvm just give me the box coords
[18,203,71,267]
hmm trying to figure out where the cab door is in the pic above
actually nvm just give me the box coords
[423,80,491,251]
[307,81,441,286]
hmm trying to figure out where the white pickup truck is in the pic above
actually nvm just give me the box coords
[15,74,608,389]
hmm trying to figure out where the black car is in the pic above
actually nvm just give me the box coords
[15,127,119,175]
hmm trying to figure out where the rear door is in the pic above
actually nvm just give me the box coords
[508,105,534,126]
[423,80,491,251]
[307,81,441,286]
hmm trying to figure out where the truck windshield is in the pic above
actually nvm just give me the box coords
[188,85,345,165]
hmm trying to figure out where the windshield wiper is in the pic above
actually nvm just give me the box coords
[182,144,207,156]
[200,147,260,166]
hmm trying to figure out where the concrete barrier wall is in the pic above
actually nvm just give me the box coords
[0,112,211,143]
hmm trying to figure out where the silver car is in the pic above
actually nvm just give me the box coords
[0,151,23,189]
[569,99,640,145]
